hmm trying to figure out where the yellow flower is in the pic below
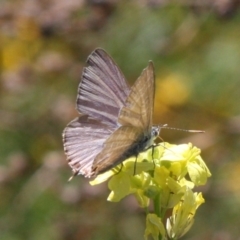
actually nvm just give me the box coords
[145,214,166,240]
[88,142,210,239]
[166,188,205,239]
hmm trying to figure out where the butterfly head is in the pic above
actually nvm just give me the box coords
[145,125,161,147]
[151,125,161,139]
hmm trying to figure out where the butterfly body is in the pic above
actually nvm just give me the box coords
[63,48,157,178]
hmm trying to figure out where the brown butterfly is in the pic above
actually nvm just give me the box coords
[62,48,159,178]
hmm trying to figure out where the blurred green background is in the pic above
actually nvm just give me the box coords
[1,0,240,239]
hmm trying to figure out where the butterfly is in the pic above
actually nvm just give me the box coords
[62,48,160,178]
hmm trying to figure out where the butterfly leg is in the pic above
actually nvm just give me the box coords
[114,163,124,175]
[133,155,138,175]
[151,144,156,170]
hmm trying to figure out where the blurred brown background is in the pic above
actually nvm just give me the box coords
[1,0,240,239]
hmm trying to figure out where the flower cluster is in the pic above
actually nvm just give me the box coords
[90,143,211,240]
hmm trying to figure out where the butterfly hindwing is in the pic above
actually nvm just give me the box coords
[63,115,116,177]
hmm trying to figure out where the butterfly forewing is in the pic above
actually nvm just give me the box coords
[91,63,155,175]
[78,49,130,126]
[118,62,155,132]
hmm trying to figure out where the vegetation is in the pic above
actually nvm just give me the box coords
[1,1,240,239]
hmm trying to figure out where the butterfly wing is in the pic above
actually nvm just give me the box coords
[118,61,155,133]
[92,62,155,176]
[77,48,130,126]
[63,115,116,177]
[92,126,144,175]
[63,49,131,177]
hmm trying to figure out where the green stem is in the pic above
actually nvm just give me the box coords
[153,194,162,240]
[145,206,149,215]
[153,193,161,218]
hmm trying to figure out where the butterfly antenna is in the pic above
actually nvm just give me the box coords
[161,125,204,133]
